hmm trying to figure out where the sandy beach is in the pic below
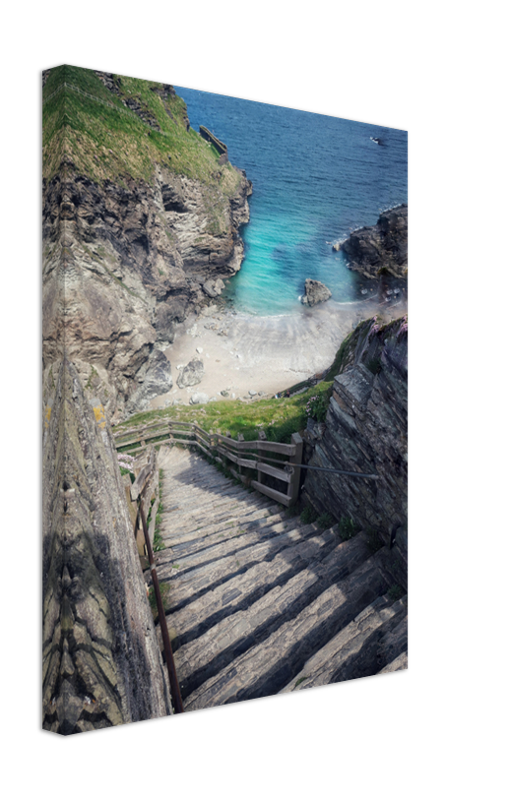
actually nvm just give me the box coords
[149,291,407,409]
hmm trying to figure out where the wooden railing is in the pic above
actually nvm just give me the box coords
[113,420,303,507]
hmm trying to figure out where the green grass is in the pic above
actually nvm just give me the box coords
[148,582,171,619]
[300,506,319,524]
[316,512,335,529]
[338,516,360,541]
[114,382,333,446]
[43,65,243,195]
[388,584,405,601]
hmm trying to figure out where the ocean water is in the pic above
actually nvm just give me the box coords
[175,86,407,316]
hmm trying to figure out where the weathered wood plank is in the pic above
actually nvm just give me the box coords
[215,434,295,455]
[255,461,291,483]
[230,467,249,486]
[131,448,156,501]
[195,433,211,452]
[251,480,290,506]
[195,441,212,458]
[192,425,211,439]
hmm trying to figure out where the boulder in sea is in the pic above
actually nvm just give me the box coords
[301,279,332,307]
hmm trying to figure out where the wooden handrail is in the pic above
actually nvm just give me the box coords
[116,423,303,507]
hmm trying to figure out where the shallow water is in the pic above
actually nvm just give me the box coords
[176,85,408,316]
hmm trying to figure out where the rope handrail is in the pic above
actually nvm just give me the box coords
[223,452,379,480]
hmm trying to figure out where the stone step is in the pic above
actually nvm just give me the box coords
[160,480,275,506]
[155,516,314,568]
[153,523,320,577]
[279,596,407,692]
[155,522,326,607]
[159,493,271,521]
[378,652,408,673]
[153,446,405,712]
[173,535,371,698]
[183,551,389,710]
[159,511,296,552]
[161,474,240,496]
[376,613,408,669]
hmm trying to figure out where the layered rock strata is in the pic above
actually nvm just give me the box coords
[43,67,252,421]
[42,360,172,734]
[340,204,408,278]
[302,315,407,589]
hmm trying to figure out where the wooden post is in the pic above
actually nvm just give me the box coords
[287,432,303,506]
[257,440,264,486]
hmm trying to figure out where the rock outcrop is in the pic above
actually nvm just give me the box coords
[42,360,172,733]
[177,358,205,388]
[340,205,407,278]
[302,315,408,589]
[301,278,332,307]
[42,66,252,422]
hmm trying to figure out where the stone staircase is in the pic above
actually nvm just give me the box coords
[150,445,407,712]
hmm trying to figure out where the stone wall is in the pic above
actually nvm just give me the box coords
[199,125,228,157]
[42,359,172,734]
[302,316,407,583]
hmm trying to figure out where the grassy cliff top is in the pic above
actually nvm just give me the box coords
[43,65,242,193]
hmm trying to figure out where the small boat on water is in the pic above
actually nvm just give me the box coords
[370,136,383,145]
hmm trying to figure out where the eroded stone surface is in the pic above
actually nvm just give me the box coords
[42,360,172,734]
[341,205,407,278]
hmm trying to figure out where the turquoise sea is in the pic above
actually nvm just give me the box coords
[175,86,408,316]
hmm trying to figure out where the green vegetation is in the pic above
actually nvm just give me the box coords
[84,364,99,391]
[115,382,333,448]
[294,676,309,688]
[338,516,360,541]
[148,581,171,619]
[305,393,329,423]
[316,512,335,529]
[300,506,319,524]
[42,65,243,195]
[388,584,405,601]
[365,356,382,375]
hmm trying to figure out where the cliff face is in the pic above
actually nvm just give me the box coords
[42,66,252,421]
[303,315,407,585]
[42,360,172,733]
[341,204,407,278]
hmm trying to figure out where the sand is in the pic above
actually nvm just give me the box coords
[149,291,407,410]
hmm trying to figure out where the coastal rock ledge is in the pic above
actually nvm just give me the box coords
[340,204,408,279]
[301,279,332,307]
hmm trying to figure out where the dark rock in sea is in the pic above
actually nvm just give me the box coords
[340,204,407,279]
[301,279,332,307]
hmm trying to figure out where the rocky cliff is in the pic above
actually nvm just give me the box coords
[340,204,407,278]
[42,359,172,733]
[302,315,407,588]
[43,66,252,421]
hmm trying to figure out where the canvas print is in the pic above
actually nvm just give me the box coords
[42,65,408,734]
